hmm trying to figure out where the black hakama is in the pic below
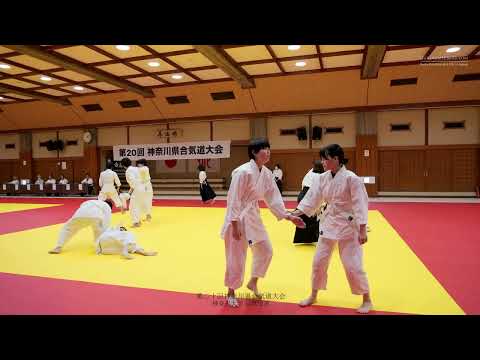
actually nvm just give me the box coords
[199,180,217,202]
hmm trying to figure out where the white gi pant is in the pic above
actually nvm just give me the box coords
[130,187,147,224]
[56,217,103,248]
[98,190,122,208]
[311,237,370,295]
[224,230,273,290]
[144,182,153,216]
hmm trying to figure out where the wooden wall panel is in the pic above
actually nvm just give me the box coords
[425,149,452,191]
[0,160,16,183]
[398,151,425,191]
[355,135,378,196]
[452,149,478,192]
[378,151,399,191]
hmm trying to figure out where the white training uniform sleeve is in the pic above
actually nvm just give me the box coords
[297,174,325,217]
[349,175,369,226]
[225,170,247,222]
[113,172,121,188]
[199,171,207,184]
[262,170,287,221]
[125,167,137,190]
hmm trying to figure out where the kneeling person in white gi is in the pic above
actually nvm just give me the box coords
[96,226,157,259]
[289,144,372,314]
[221,138,305,308]
[49,199,113,254]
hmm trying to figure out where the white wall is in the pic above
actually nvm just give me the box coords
[97,126,128,146]
[129,124,167,145]
[377,109,425,146]
[58,129,84,157]
[428,107,480,145]
[32,131,58,158]
[213,119,250,141]
[311,112,356,148]
[0,133,20,159]
[267,115,309,149]
[169,122,211,143]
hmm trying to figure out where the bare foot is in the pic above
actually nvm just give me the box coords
[246,281,263,299]
[138,250,157,256]
[146,215,152,222]
[123,254,134,260]
[299,296,317,307]
[132,222,141,228]
[48,246,62,254]
[227,296,239,308]
[357,301,373,314]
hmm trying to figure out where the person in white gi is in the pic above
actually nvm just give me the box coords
[121,157,147,227]
[58,175,69,185]
[34,174,44,185]
[45,175,56,185]
[8,176,20,185]
[96,225,157,259]
[136,159,153,222]
[98,162,124,213]
[289,144,372,313]
[48,199,113,254]
[81,173,94,195]
[272,164,283,195]
[220,138,305,308]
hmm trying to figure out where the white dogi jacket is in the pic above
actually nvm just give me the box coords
[221,159,287,246]
[297,165,368,241]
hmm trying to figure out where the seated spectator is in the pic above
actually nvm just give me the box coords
[58,175,69,185]
[45,175,56,185]
[8,176,20,185]
[81,173,94,195]
[34,174,44,185]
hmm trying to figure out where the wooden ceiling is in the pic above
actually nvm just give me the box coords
[0,44,479,105]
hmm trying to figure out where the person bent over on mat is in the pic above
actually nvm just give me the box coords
[49,199,113,254]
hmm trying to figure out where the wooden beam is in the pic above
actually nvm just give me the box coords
[361,45,387,79]
[193,45,255,89]
[4,45,155,98]
[0,83,71,105]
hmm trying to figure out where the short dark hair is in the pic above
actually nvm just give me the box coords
[313,160,324,173]
[197,164,206,171]
[136,158,147,166]
[248,137,270,160]
[121,157,131,168]
[275,164,281,169]
[104,199,113,209]
[321,143,348,165]
[106,161,113,170]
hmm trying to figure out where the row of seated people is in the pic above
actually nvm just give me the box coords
[2,173,95,196]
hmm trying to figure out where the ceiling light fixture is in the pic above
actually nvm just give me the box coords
[446,46,461,53]
[295,61,306,67]
[116,45,130,51]
[288,45,301,51]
